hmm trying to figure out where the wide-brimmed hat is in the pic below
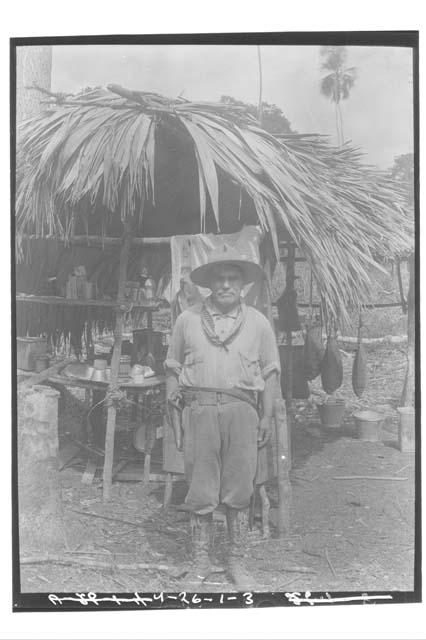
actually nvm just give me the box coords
[190,244,264,288]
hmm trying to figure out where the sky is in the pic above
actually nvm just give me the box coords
[51,44,414,169]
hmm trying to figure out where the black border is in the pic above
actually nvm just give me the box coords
[10,31,421,612]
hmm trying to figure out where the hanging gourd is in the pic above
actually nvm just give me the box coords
[303,271,324,380]
[352,314,368,397]
[321,322,343,394]
[304,326,324,380]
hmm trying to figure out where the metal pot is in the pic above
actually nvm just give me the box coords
[91,368,107,383]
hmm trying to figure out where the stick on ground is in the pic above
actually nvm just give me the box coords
[324,547,338,579]
[69,508,145,529]
[20,555,183,577]
[332,476,408,481]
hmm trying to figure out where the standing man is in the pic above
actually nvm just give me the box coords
[165,245,280,590]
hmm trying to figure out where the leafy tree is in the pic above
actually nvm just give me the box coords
[319,46,357,146]
[220,95,294,134]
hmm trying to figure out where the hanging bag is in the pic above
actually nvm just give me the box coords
[303,271,324,380]
[321,321,343,394]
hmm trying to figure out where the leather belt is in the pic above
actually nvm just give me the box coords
[181,386,258,411]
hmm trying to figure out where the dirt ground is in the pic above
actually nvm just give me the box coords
[20,345,415,594]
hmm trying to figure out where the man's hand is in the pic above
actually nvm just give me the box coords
[257,415,272,448]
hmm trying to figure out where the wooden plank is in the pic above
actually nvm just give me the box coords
[81,459,98,485]
[163,472,173,507]
[18,358,74,389]
[274,398,292,538]
[16,293,159,311]
[274,301,405,310]
[20,234,172,246]
[114,471,181,483]
[47,374,165,391]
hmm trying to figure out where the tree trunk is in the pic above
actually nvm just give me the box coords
[16,46,52,122]
[18,385,66,555]
[334,102,341,146]
[401,255,415,407]
[337,102,344,145]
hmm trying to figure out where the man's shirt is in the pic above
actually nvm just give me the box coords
[165,300,280,391]
[207,298,240,341]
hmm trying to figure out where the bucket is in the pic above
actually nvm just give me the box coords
[353,410,384,442]
[317,400,346,429]
[397,407,415,453]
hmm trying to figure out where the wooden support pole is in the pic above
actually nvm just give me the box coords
[163,472,173,508]
[102,223,133,502]
[401,254,415,407]
[285,245,296,461]
[274,398,291,537]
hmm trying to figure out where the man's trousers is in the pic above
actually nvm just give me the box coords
[182,401,259,514]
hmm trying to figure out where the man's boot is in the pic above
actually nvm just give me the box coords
[184,512,214,589]
[226,507,257,591]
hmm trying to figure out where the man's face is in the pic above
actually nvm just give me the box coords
[209,264,244,310]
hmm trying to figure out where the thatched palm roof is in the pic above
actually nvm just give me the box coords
[16,85,413,325]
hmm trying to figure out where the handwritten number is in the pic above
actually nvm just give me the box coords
[153,593,165,603]
[178,591,190,604]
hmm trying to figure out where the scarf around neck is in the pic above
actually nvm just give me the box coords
[201,296,247,349]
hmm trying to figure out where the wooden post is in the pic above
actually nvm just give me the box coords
[274,398,291,537]
[102,224,132,502]
[401,254,415,407]
[285,245,296,461]
[163,472,173,508]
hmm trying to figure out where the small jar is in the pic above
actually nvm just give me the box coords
[144,277,155,300]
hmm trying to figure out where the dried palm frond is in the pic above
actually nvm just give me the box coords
[15,85,413,326]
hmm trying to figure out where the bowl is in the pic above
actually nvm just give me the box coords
[63,363,94,380]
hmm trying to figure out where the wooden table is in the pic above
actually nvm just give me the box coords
[48,371,167,485]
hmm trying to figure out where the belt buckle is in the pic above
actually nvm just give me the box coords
[217,391,225,404]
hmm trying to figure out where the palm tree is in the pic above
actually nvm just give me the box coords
[320,46,357,146]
